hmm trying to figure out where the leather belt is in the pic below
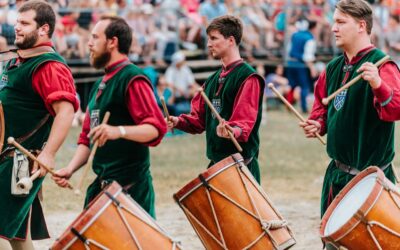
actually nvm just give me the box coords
[335,160,391,175]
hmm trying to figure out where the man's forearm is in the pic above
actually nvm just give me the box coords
[41,101,74,156]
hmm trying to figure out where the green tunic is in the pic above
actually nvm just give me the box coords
[203,62,264,183]
[0,53,67,240]
[321,48,396,216]
[84,63,156,218]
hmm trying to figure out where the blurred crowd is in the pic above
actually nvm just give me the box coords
[1,0,400,125]
[0,0,399,62]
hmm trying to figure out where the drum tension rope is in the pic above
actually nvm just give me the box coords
[105,191,121,207]
[199,174,211,190]
[70,227,90,246]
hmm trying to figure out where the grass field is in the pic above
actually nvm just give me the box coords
[35,109,400,249]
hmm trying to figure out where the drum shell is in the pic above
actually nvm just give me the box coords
[320,166,400,249]
[174,153,296,250]
[51,181,180,250]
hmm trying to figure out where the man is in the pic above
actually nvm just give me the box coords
[300,0,400,218]
[168,15,264,183]
[287,18,318,113]
[0,1,79,249]
[52,16,167,218]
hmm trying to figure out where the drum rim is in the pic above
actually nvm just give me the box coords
[173,153,244,201]
[51,181,123,249]
[320,166,385,241]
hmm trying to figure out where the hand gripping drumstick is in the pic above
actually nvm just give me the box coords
[268,83,326,145]
[75,111,111,195]
[198,88,243,152]
[160,96,174,134]
[322,55,390,105]
[7,137,75,190]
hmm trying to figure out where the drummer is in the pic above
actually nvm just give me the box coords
[52,16,167,218]
[167,15,265,183]
[300,0,400,217]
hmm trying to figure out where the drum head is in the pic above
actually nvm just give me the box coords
[324,172,377,235]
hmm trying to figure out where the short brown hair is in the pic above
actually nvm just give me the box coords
[19,0,56,37]
[206,15,243,45]
[100,16,132,55]
[336,0,373,34]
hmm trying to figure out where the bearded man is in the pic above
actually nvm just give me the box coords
[0,1,78,249]
[52,16,167,218]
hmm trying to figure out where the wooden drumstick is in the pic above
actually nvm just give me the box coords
[75,111,111,195]
[7,137,75,190]
[268,83,326,145]
[16,170,41,192]
[160,96,174,134]
[198,88,243,152]
[322,55,390,105]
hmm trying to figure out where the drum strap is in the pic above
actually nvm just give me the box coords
[335,160,391,175]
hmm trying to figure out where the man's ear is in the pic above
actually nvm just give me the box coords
[359,20,367,33]
[39,24,50,37]
[108,36,119,50]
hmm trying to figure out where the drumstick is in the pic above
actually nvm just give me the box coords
[322,55,390,105]
[7,137,75,190]
[268,83,326,145]
[160,96,174,134]
[16,170,41,192]
[75,111,110,195]
[198,88,243,152]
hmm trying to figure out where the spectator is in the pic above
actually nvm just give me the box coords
[165,51,198,114]
[155,75,176,116]
[384,14,400,66]
[286,18,318,113]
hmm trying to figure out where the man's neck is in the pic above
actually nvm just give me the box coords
[343,39,372,61]
[105,53,128,69]
[221,50,241,68]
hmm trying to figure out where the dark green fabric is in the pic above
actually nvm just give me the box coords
[85,63,156,217]
[84,173,156,218]
[321,160,396,216]
[321,48,396,216]
[203,62,264,182]
[0,52,66,240]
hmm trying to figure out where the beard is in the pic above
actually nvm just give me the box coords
[15,30,39,49]
[90,50,111,69]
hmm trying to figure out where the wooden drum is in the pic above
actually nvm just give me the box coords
[51,181,181,250]
[321,166,400,249]
[174,153,296,250]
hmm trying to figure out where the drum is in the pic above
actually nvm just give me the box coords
[174,153,296,250]
[51,181,181,250]
[320,166,400,250]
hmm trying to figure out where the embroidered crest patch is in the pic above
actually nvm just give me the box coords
[212,98,221,118]
[333,89,347,111]
[90,109,100,129]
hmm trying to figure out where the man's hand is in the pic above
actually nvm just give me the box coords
[166,116,179,130]
[299,119,321,138]
[216,119,234,139]
[87,124,121,147]
[357,62,381,89]
[52,167,74,188]
[32,151,55,177]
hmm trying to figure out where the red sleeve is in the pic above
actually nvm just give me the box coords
[175,88,206,133]
[126,78,167,146]
[32,61,79,116]
[372,62,400,121]
[77,109,90,146]
[309,70,327,135]
[226,75,263,142]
